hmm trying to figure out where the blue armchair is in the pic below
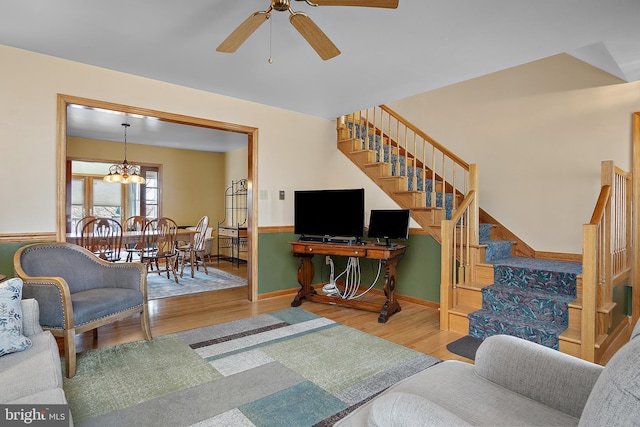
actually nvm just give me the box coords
[14,242,152,378]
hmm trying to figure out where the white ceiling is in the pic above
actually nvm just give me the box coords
[1,0,639,151]
[66,104,248,153]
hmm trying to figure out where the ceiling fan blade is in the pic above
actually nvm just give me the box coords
[296,0,398,8]
[289,12,341,61]
[216,11,269,53]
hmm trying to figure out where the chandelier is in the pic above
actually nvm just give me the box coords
[103,123,146,184]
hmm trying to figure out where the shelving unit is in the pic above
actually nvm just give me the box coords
[217,179,248,267]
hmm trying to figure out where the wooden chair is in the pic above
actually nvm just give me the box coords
[14,243,152,378]
[176,215,209,278]
[80,217,123,262]
[203,233,215,263]
[141,217,179,283]
[75,215,97,236]
[123,216,147,262]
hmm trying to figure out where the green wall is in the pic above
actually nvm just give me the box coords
[0,242,34,277]
[256,232,442,303]
[3,232,445,305]
[257,231,304,293]
[4,236,633,311]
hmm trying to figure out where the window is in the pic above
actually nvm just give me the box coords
[141,168,159,219]
[68,161,160,231]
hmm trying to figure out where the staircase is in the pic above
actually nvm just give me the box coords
[467,223,581,349]
[337,108,466,242]
[336,105,633,363]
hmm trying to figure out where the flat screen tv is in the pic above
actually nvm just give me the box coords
[367,209,411,246]
[294,188,365,243]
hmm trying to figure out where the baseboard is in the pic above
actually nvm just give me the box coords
[257,287,298,300]
[257,285,439,309]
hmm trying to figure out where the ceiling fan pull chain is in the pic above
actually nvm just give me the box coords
[268,17,274,64]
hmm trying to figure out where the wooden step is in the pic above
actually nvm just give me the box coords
[363,162,391,178]
[349,150,377,167]
[597,301,616,315]
[410,207,445,227]
[379,176,407,193]
[559,326,609,359]
[337,137,360,153]
[448,304,477,334]
[559,327,582,357]
[394,190,425,207]
[456,282,484,308]
[568,300,582,329]
[475,262,494,284]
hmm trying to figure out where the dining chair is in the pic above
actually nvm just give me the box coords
[141,217,179,283]
[80,217,123,262]
[75,215,97,236]
[14,242,152,378]
[123,215,148,262]
[176,215,209,278]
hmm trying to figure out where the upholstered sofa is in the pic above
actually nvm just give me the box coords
[0,296,69,407]
[336,320,640,426]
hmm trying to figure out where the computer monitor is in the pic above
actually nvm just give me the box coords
[367,209,411,246]
[294,188,365,243]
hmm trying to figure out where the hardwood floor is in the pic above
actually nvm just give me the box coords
[72,259,472,363]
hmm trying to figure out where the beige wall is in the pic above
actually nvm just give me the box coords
[67,137,226,226]
[1,44,398,235]
[4,43,636,256]
[389,54,640,254]
[224,146,248,187]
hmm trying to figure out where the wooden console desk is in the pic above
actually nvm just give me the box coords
[290,241,406,323]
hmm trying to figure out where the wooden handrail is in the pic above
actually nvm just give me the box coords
[340,106,473,213]
[450,190,476,223]
[380,105,470,170]
[589,185,611,224]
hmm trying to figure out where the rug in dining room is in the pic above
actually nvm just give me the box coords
[62,308,441,427]
[146,266,247,300]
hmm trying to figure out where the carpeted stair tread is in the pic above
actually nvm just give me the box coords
[481,283,573,325]
[492,257,580,297]
[477,224,514,262]
[482,240,514,262]
[479,223,493,242]
[469,256,580,350]
[468,309,567,350]
[492,256,582,275]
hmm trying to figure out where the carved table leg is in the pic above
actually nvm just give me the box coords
[291,253,316,306]
[378,257,401,323]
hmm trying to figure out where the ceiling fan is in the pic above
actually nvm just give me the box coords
[216,0,399,61]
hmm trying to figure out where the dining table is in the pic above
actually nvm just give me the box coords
[66,228,198,279]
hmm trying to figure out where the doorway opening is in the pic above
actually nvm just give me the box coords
[56,94,259,301]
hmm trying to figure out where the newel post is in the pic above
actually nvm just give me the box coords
[440,219,453,330]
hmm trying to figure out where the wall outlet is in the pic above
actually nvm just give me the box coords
[325,255,331,265]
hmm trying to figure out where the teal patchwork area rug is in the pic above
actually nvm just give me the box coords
[63,308,440,427]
